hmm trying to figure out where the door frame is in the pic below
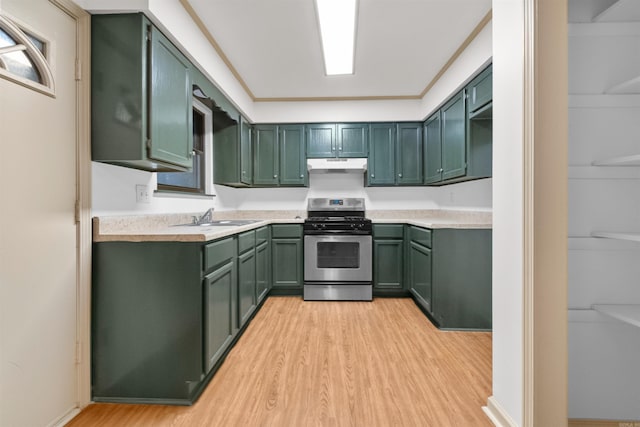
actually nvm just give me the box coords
[48,0,92,413]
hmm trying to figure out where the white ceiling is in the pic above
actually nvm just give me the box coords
[187,0,492,100]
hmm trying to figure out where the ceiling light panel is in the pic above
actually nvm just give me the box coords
[315,0,357,76]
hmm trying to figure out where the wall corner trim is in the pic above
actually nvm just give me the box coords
[483,396,519,427]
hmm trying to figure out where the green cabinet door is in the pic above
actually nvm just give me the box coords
[237,248,256,328]
[240,116,252,185]
[374,225,405,296]
[368,123,396,185]
[337,123,368,157]
[409,241,432,313]
[204,259,236,373]
[279,125,306,186]
[306,123,336,158]
[148,25,193,169]
[256,240,271,303]
[272,239,302,289]
[373,239,404,290]
[253,125,279,185]
[424,112,443,184]
[271,227,303,292]
[396,123,423,185]
[441,90,467,181]
[467,65,492,114]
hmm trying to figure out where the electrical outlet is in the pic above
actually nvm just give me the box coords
[136,184,150,204]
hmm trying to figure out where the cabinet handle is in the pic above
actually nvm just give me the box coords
[273,175,278,178]
[300,174,304,178]
[398,173,402,178]
[371,174,375,178]
[339,144,343,151]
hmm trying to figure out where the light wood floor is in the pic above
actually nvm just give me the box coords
[69,297,492,427]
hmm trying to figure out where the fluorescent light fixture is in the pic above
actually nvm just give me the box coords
[315,0,357,75]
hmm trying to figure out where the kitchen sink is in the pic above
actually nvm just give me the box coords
[174,219,262,227]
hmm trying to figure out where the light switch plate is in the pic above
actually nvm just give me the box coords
[136,184,150,204]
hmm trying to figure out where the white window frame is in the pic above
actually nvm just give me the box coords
[0,13,55,97]
[155,97,215,196]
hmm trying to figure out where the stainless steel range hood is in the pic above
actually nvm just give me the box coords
[307,158,367,173]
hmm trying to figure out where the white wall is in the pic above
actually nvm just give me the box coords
[93,161,492,215]
[491,0,524,425]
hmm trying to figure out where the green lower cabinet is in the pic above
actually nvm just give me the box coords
[256,240,271,303]
[408,241,432,313]
[204,260,236,373]
[372,224,405,296]
[92,241,205,404]
[237,248,256,328]
[430,229,492,330]
[271,224,303,294]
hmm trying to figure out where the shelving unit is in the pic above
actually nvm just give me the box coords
[568,0,640,420]
[592,304,640,328]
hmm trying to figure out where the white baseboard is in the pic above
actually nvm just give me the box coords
[48,406,81,427]
[483,396,519,427]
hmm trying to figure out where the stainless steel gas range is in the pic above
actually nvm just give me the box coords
[303,198,373,301]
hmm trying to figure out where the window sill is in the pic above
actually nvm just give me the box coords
[154,190,216,200]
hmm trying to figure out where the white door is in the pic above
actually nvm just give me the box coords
[0,1,83,426]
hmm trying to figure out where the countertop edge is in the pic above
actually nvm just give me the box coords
[93,215,491,243]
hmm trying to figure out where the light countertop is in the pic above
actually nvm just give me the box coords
[93,209,491,243]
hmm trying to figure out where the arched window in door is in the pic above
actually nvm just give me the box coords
[0,14,55,96]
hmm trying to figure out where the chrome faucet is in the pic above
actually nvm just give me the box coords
[192,208,214,225]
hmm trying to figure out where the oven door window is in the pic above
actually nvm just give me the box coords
[317,242,360,269]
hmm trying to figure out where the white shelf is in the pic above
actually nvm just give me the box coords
[606,75,640,94]
[592,154,640,166]
[592,304,640,328]
[569,165,640,179]
[594,0,640,23]
[569,22,640,37]
[569,94,640,108]
[591,231,640,242]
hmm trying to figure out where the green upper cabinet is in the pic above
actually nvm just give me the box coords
[306,123,368,158]
[213,114,254,187]
[253,125,279,186]
[367,123,396,185]
[239,117,253,185]
[368,123,421,186]
[279,125,307,186]
[465,66,493,180]
[424,64,493,186]
[306,124,336,158]
[253,125,306,187]
[467,65,493,114]
[441,90,467,181]
[396,123,423,185]
[337,123,368,157]
[91,13,193,172]
[424,112,442,184]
